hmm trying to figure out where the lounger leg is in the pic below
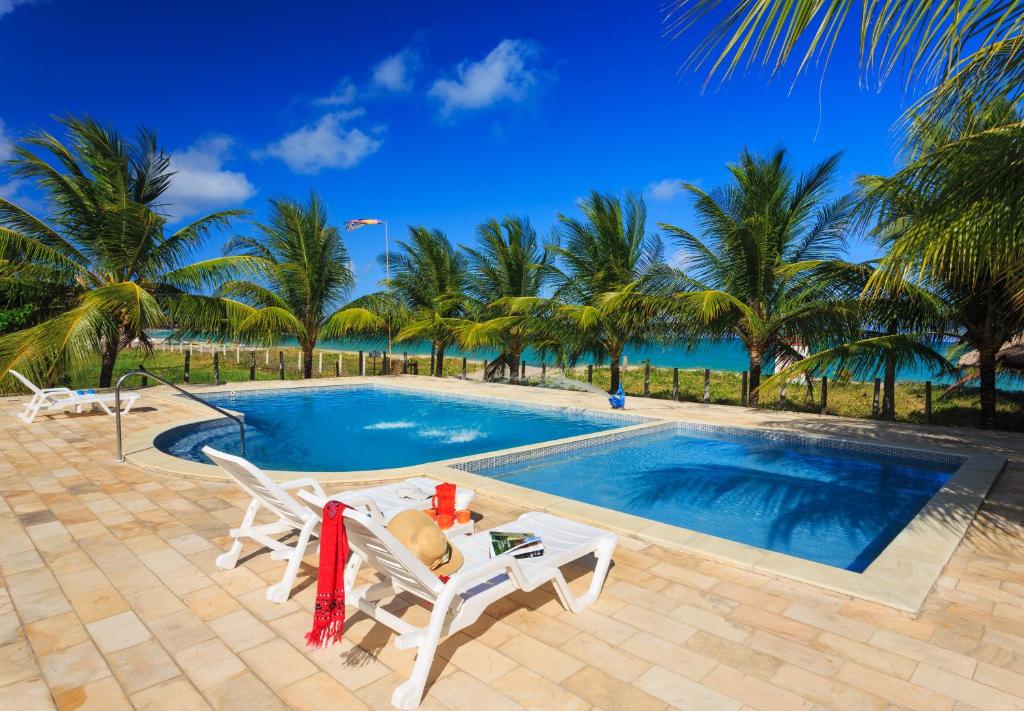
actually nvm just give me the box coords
[19,402,39,424]
[216,498,260,569]
[121,397,136,415]
[266,519,314,603]
[343,550,364,591]
[391,602,448,710]
[551,537,617,613]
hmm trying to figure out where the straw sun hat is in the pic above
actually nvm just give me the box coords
[386,510,464,577]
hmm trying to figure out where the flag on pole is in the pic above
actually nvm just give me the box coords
[345,219,383,231]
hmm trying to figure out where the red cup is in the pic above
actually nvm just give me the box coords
[436,513,454,530]
[431,482,457,519]
[455,509,471,524]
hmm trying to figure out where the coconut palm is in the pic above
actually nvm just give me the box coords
[658,148,858,406]
[860,101,1024,427]
[386,227,470,377]
[0,117,250,387]
[459,216,548,380]
[533,191,669,394]
[218,193,356,378]
[665,1,1024,123]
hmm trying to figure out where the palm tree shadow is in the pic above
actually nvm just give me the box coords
[624,453,958,571]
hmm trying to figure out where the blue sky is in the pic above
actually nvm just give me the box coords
[0,0,916,296]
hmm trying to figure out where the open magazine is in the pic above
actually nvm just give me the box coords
[490,531,544,559]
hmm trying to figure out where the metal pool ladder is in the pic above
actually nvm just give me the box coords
[115,366,245,462]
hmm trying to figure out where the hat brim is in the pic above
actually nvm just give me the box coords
[434,539,464,577]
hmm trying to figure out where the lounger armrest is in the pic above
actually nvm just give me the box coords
[278,477,326,499]
[297,490,386,523]
[41,387,75,395]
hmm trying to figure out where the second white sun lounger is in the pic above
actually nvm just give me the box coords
[10,369,140,424]
[335,501,617,709]
[203,447,475,603]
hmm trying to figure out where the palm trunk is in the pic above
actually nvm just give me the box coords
[748,345,763,407]
[98,337,119,388]
[882,351,896,421]
[302,343,314,379]
[978,342,998,429]
[434,344,446,377]
[608,350,622,394]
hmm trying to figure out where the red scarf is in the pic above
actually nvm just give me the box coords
[306,500,349,648]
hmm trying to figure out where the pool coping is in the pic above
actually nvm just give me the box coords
[124,376,1006,614]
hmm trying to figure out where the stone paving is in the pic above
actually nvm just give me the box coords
[3,381,1024,710]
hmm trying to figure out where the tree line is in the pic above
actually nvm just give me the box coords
[1,105,1021,429]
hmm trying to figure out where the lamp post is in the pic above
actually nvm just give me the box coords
[345,218,391,355]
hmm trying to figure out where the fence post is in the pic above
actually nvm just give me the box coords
[741,371,748,406]
[925,381,932,425]
[359,351,365,376]
[587,364,593,384]
[318,352,323,376]
[872,377,881,417]
[297,351,302,374]
[779,380,787,409]
[702,368,710,403]
[481,360,487,381]
[184,350,191,384]
[462,357,467,380]
[673,368,680,401]
[335,354,341,377]
[265,349,269,366]
[641,360,650,396]
[249,351,256,381]
[429,347,435,377]
[213,352,220,385]
[235,346,240,364]
[541,361,547,382]
[278,351,285,379]
[521,360,526,379]
[820,375,828,415]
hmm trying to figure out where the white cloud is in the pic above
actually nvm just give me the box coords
[0,117,14,160]
[372,49,418,92]
[0,0,37,20]
[428,39,539,115]
[163,136,256,221]
[312,79,357,107]
[645,178,686,202]
[259,111,382,174]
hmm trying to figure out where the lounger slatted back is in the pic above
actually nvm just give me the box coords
[335,503,618,709]
[204,446,327,603]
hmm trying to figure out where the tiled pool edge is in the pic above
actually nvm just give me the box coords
[124,376,1007,613]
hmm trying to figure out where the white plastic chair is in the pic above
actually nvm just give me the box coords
[203,447,476,603]
[9,369,140,424]
[336,504,618,709]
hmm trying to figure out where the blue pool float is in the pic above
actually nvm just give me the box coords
[609,385,626,409]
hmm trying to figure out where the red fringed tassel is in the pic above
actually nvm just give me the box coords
[306,500,349,648]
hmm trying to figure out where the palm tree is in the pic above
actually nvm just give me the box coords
[387,227,470,377]
[460,216,548,380]
[0,117,250,387]
[658,148,858,406]
[219,193,355,378]
[860,100,1024,428]
[665,1,1024,123]
[538,191,669,394]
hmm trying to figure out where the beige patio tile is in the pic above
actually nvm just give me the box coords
[836,662,954,711]
[686,630,784,681]
[564,666,667,711]
[105,639,179,694]
[174,638,247,690]
[25,612,90,657]
[560,630,649,683]
[52,676,130,711]
[492,667,590,711]
[68,586,129,624]
[207,608,277,653]
[130,676,210,709]
[124,585,187,620]
[183,584,242,621]
[204,672,286,711]
[240,638,318,690]
[703,664,815,711]
[1,638,43,687]
[436,634,518,683]
[278,671,370,710]
[498,633,584,683]
[0,677,57,710]
[869,628,978,677]
[771,664,887,710]
[912,662,1023,710]
[37,640,111,694]
[147,609,216,652]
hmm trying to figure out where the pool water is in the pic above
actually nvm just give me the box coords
[156,385,631,471]
[471,427,960,571]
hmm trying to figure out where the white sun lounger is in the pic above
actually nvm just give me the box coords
[202,446,475,603]
[10,369,140,424]
[335,501,618,709]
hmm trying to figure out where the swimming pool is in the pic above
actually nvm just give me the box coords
[462,424,962,571]
[155,385,636,471]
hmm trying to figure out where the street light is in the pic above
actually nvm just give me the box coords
[345,218,391,355]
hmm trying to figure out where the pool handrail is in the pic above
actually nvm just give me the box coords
[115,366,245,462]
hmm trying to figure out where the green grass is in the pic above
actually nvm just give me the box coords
[563,365,1024,431]
[1,346,480,393]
